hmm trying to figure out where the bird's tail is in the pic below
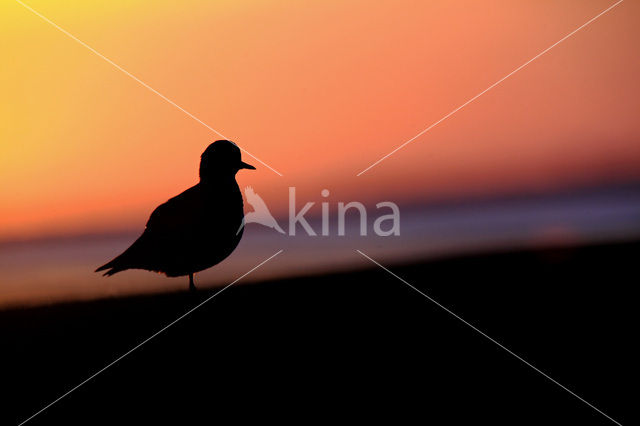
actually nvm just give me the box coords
[96,232,149,276]
[95,257,126,276]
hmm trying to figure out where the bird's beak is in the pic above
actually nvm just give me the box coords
[239,161,256,170]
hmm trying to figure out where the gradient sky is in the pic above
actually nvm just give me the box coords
[2,0,639,241]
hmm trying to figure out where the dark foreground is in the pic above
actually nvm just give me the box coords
[2,241,637,425]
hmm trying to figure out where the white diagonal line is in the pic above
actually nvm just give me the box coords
[19,249,284,426]
[357,0,624,176]
[14,0,283,177]
[356,249,623,426]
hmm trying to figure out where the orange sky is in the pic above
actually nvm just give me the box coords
[1,0,639,240]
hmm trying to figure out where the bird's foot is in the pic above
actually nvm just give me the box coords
[188,273,196,292]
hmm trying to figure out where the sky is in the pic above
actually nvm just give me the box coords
[1,0,639,241]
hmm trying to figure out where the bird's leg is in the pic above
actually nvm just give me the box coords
[189,273,196,292]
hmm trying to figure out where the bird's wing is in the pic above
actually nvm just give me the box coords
[96,187,205,275]
[97,183,245,275]
[145,185,204,235]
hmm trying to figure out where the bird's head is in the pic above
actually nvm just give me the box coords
[199,140,255,181]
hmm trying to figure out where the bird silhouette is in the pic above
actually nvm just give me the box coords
[243,186,286,234]
[95,140,255,291]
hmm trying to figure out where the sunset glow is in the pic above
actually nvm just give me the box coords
[2,0,639,242]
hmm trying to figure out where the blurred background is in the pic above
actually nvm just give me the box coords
[1,0,639,308]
